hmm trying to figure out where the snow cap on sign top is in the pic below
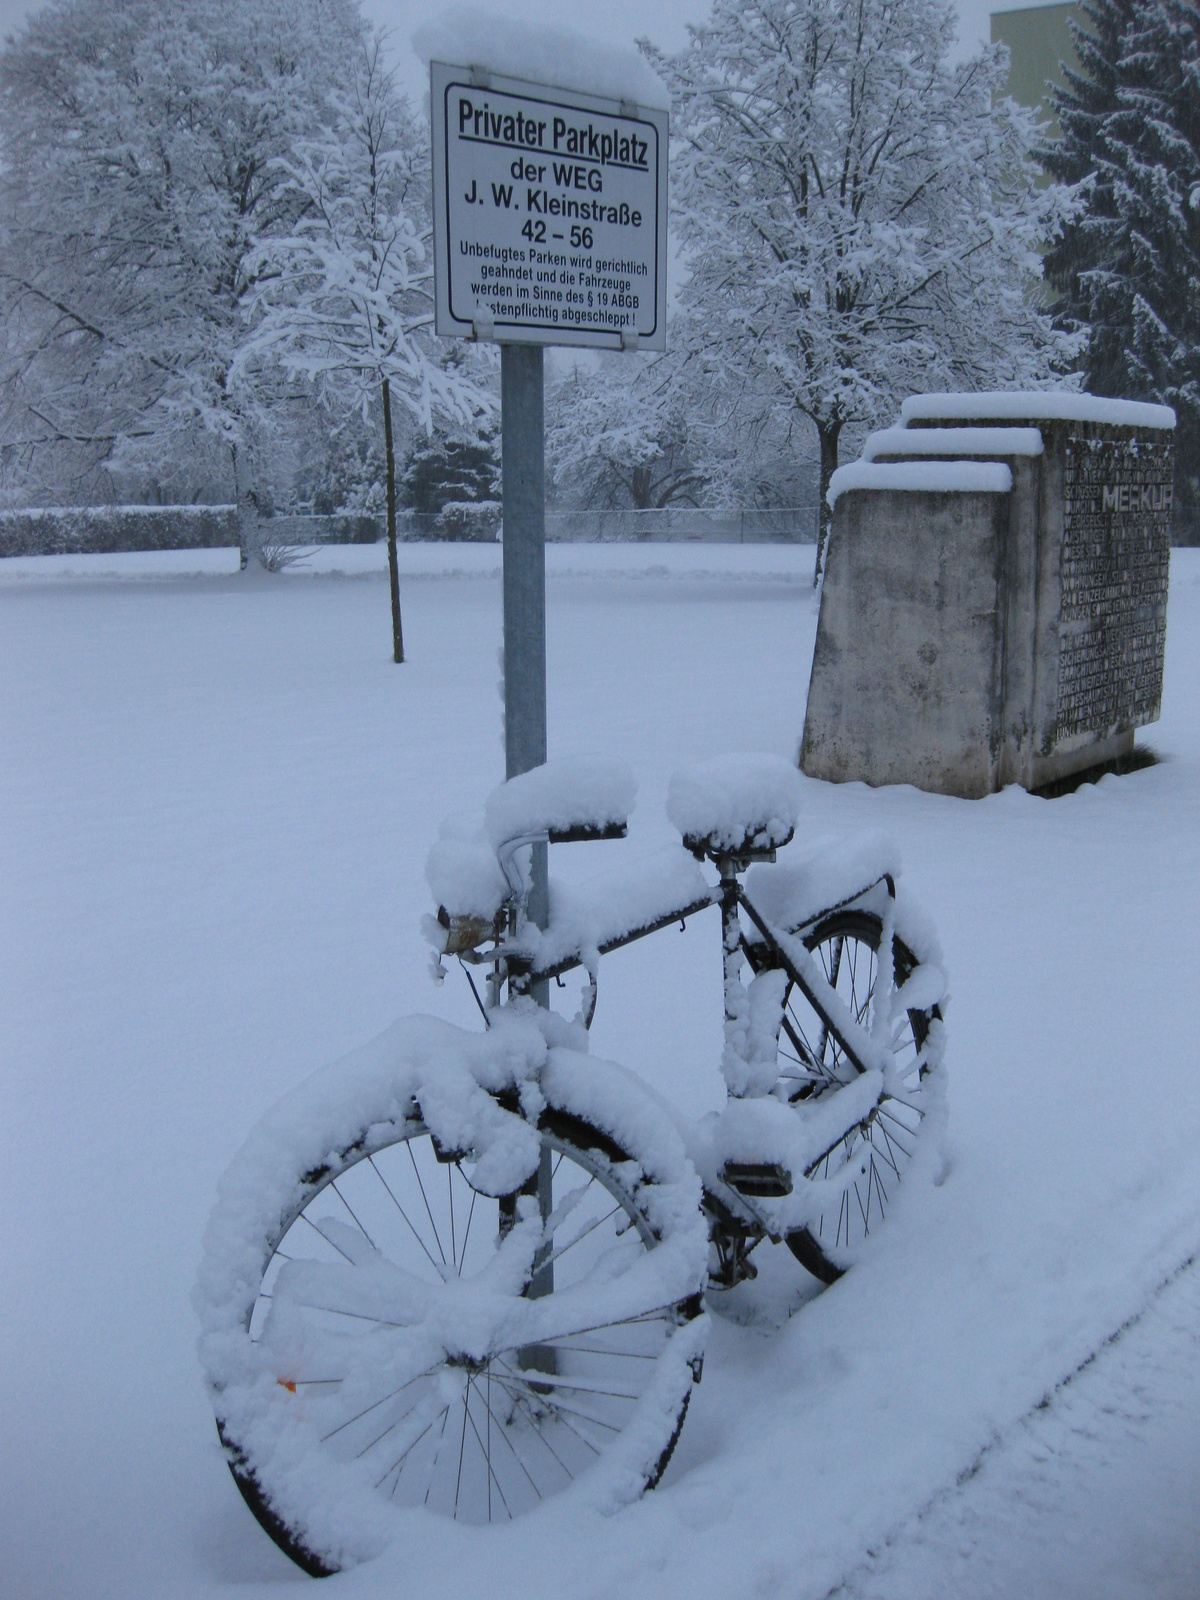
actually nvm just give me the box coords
[412,6,671,111]
[666,753,802,854]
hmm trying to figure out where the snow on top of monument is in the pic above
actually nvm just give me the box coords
[862,427,1044,461]
[827,460,1013,507]
[900,392,1176,430]
[413,7,671,111]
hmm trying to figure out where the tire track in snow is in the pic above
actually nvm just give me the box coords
[826,1251,1200,1600]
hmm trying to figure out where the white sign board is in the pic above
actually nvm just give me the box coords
[430,62,668,351]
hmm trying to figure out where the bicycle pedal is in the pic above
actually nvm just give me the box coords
[720,1161,793,1198]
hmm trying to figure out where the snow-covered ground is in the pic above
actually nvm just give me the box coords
[2,543,1198,1598]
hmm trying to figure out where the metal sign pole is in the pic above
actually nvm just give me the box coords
[501,340,554,1297]
[501,342,549,997]
[430,57,667,1009]
[429,57,668,1317]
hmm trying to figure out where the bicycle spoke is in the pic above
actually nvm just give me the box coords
[275,1297,411,1329]
[878,1093,925,1122]
[297,1211,356,1263]
[491,1381,579,1483]
[854,1167,871,1234]
[330,1179,378,1252]
[872,1155,891,1219]
[423,1406,452,1506]
[408,1142,447,1266]
[369,1154,443,1273]
[452,1393,470,1518]
[538,1202,623,1274]
[814,933,843,1060]
[871,1125,904,1181]
[354,1394,431,1461]
[491,1367,621,1435]
[320,1365,439,1443]
[493,1357,626,1422]
[492,1368,641,1402]
[522,1302,679,1344]
[375,1408,448,1494]
[461,1381,513,1520]
[546,1343,658,1360]
[475,1374,551,1499]
[457,1178,478,1272]
[875,1120,914,1170]
[525,1397,601,1457]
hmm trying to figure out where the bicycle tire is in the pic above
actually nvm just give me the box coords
[770,911,939,1285]
[196,1020,707,1575]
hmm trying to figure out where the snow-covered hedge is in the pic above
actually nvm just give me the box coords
[0,507,390,557]
[0,504,239,557]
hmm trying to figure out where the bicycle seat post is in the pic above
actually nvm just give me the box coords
[715,852,746,1071]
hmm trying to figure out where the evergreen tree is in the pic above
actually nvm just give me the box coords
[1045,0,1200,528]
[1041,1,1147,402]
[401,434,499,514]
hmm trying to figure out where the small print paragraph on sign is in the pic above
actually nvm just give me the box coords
[431,62,668,350]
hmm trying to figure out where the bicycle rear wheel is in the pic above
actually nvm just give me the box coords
[772,911,939,1284]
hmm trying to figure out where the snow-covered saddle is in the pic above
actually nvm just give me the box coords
[482,755,635,850]
[666,753,802,861]
[426,756,637,934]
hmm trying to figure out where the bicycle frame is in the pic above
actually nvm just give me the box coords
[441,824,907,1289]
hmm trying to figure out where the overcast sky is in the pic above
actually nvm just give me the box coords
[0,0,1058,95]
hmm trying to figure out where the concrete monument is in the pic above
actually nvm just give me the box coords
[799,393,1176,798]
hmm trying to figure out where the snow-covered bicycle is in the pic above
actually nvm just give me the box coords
[196,754,946,1575]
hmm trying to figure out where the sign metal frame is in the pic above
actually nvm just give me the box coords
[430,62,668,351]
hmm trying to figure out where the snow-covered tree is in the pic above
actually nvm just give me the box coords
[1043,0,1200,529]
[547,357,706,510]
[401,432,499,514]
[295,412,390,518]
[237,32,489,658]
[0,0,363,544]
[649,0,1083,577]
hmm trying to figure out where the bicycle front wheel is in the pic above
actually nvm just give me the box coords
[772,911,940,1284]
[196,1018,708,1575]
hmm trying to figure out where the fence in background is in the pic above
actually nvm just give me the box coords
[392,505,821,543]
[1,503,822,555]
[544,506,820,543]
[5,498,1198,556]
